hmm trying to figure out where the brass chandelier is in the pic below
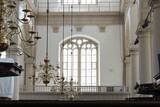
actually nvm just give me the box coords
[29,0,60,86]
[0,0,41,52]
[52,74,79,100]
[51,4,79,101]
[29,1,79,100]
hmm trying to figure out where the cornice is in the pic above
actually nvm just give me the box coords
[37,12,123,26]
[38,11,122,16]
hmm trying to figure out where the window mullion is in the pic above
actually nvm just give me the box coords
[67,48,69,81]
[85,48,87,86]
[61,46,63,78]
[96,46,98,86]
[91,49,93,85]
[78,48,81,86]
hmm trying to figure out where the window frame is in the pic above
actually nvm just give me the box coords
[60,37,99,86]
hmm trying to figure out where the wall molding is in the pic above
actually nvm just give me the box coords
[37,12,123,33]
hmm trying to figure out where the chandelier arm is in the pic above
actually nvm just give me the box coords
[16,23,34,42]
[6,30,15,38]
[20,40,38,47]
[17,27,31,42]
[38,72,45,79]
[1,25,10,35]
[24,40,38,46]
[14,8,32,24]
[4,11,13,19]
[4,19,36,46]
[49,73,59,83]
[0,0,40,53]
[7,22,21,35]
[4,6,15,19]
[18,18,31,24]
[2,29,16,42]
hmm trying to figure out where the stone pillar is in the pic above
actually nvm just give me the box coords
[149,0,160,77]
[130,46,139,97]
[8,48,21,100]
[137,30,152,84]
[25,62,35,86]
[124,57,131,87]
[136,0,152,84]
[24,46,35,90]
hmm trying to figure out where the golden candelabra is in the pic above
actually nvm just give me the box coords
[51,75,79,100]
[29,56,60,86]
[0,0,41,52]
[29,1,79,101]
[28,0,60,86]
[38,55,60,86]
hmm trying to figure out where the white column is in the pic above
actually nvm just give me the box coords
[25,63,34,86]
[151,1,160,77]
[124,57,131,87]
[8,48,21,100]
[138,31,152,84]
[24,46,35,86]
[130,46,139,97]
[136,0,152,84]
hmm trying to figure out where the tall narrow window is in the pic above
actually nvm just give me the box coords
[61,37,98,86]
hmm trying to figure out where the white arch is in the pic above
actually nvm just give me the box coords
[59,34,99,46]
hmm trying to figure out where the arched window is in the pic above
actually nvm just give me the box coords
[61,37,98,86]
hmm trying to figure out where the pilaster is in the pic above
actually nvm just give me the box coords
[129,45,139,97]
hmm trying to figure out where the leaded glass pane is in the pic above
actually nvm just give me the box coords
[81,63,86,69]
[81,70,86,76]
[92,55,96,62]
[81,56,86,62]
[63,49,68,55]
[87,49,91,55]
[63,55,67,62]
[87,70,91,76]
[92,49,97,55]
[92,70,96,76]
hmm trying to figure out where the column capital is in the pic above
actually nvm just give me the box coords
[149,0,160,7]
[136,27,151,39]
[136,22,152,35]
[124,57,131,64]
[129,45,139,55]
[136,28,151,35]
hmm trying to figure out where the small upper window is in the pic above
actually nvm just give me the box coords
[63,0,97,4]
[63,0,79,4]
[81,0,96,4]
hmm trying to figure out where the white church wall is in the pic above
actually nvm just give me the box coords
[36,24,123,86]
